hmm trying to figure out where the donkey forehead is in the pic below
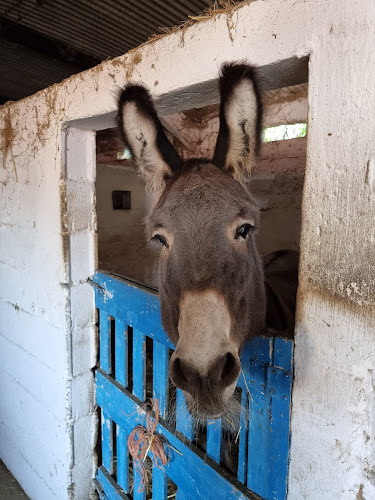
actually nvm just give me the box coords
[149,162,259,228]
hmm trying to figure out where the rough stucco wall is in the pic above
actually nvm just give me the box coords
[0,0,374,498]
[289,18,375,498]
[0,107,74,497]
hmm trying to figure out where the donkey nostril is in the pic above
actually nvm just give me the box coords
[215,352,240,387]
[169,357,189,391]
[222,352,236,379]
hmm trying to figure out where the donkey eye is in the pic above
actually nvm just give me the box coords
[235,223,253,240]
[152,234,168,247]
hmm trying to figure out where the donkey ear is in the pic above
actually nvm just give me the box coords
[117,85,183,197]
[212,63,263,183]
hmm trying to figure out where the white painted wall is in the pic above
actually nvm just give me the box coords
[0,0,374,498]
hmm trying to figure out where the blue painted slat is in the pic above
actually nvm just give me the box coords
[153,340,169,418]
[176,389,194,441]
[96,370,255,500]
[102,410,114,474]
[247,361,270,499]
[93,272,174,349]
[96,466,130,499]
[247,336,273,364]
[95,479,106,500]
[268,366,293,500]
[152,465,167,499]
[116,426,129,494]
[133,465,146,500]
[115,319,127,387]
[99,310,111,374]
[238,337,251,484]
[238,338,271,391]
[237,390,249,484]
[273,337,293,372]
[176,490,189,500]
[206,419,222,463]
[133,328,146,401]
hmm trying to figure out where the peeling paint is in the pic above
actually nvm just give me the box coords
[102,289,113,303]
[1,107,18,181]
[60,179,70,268]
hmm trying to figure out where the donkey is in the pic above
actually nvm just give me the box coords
[117,63,297,420]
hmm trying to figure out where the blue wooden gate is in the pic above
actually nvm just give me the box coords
[93,271,293,500]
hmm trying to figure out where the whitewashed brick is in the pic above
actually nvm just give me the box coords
[66,128,96,183]
[72,325,97,377]
[69,230,96,282]
[71,371,96,421]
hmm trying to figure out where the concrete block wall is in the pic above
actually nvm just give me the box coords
[64,127,97,498]
[0,114,77,496]
[0,0,374,498]
[0,121,97,497]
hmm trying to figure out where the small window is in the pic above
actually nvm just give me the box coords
[117,148,132,160]
[112,191,131,210]
[263,122,307,142]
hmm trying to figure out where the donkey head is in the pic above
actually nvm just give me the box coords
[118,64,265,419]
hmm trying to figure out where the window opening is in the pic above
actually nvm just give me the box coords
[112,190,131,210]
[263,122,307,142]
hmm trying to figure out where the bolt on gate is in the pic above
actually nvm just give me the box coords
[93,271,293,500]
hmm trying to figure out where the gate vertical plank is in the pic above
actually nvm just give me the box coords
[115,319,127,387]
[206,419,222,463]
[153,340,169,418]
[102,410,114,474]
[116,426,129,494]
[237,390,249,484]
[176,389,194,441]
[268,338,293,500]
[238,341,251,485]
[247,361,270,498]
[176,490,189,500]
[100,311,111,374]
[152,465,167,499]
[133,467,146,500]
[133,328,146,401]
[273,337,293,372]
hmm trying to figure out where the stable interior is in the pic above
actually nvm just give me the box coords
[95,82,307,289]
